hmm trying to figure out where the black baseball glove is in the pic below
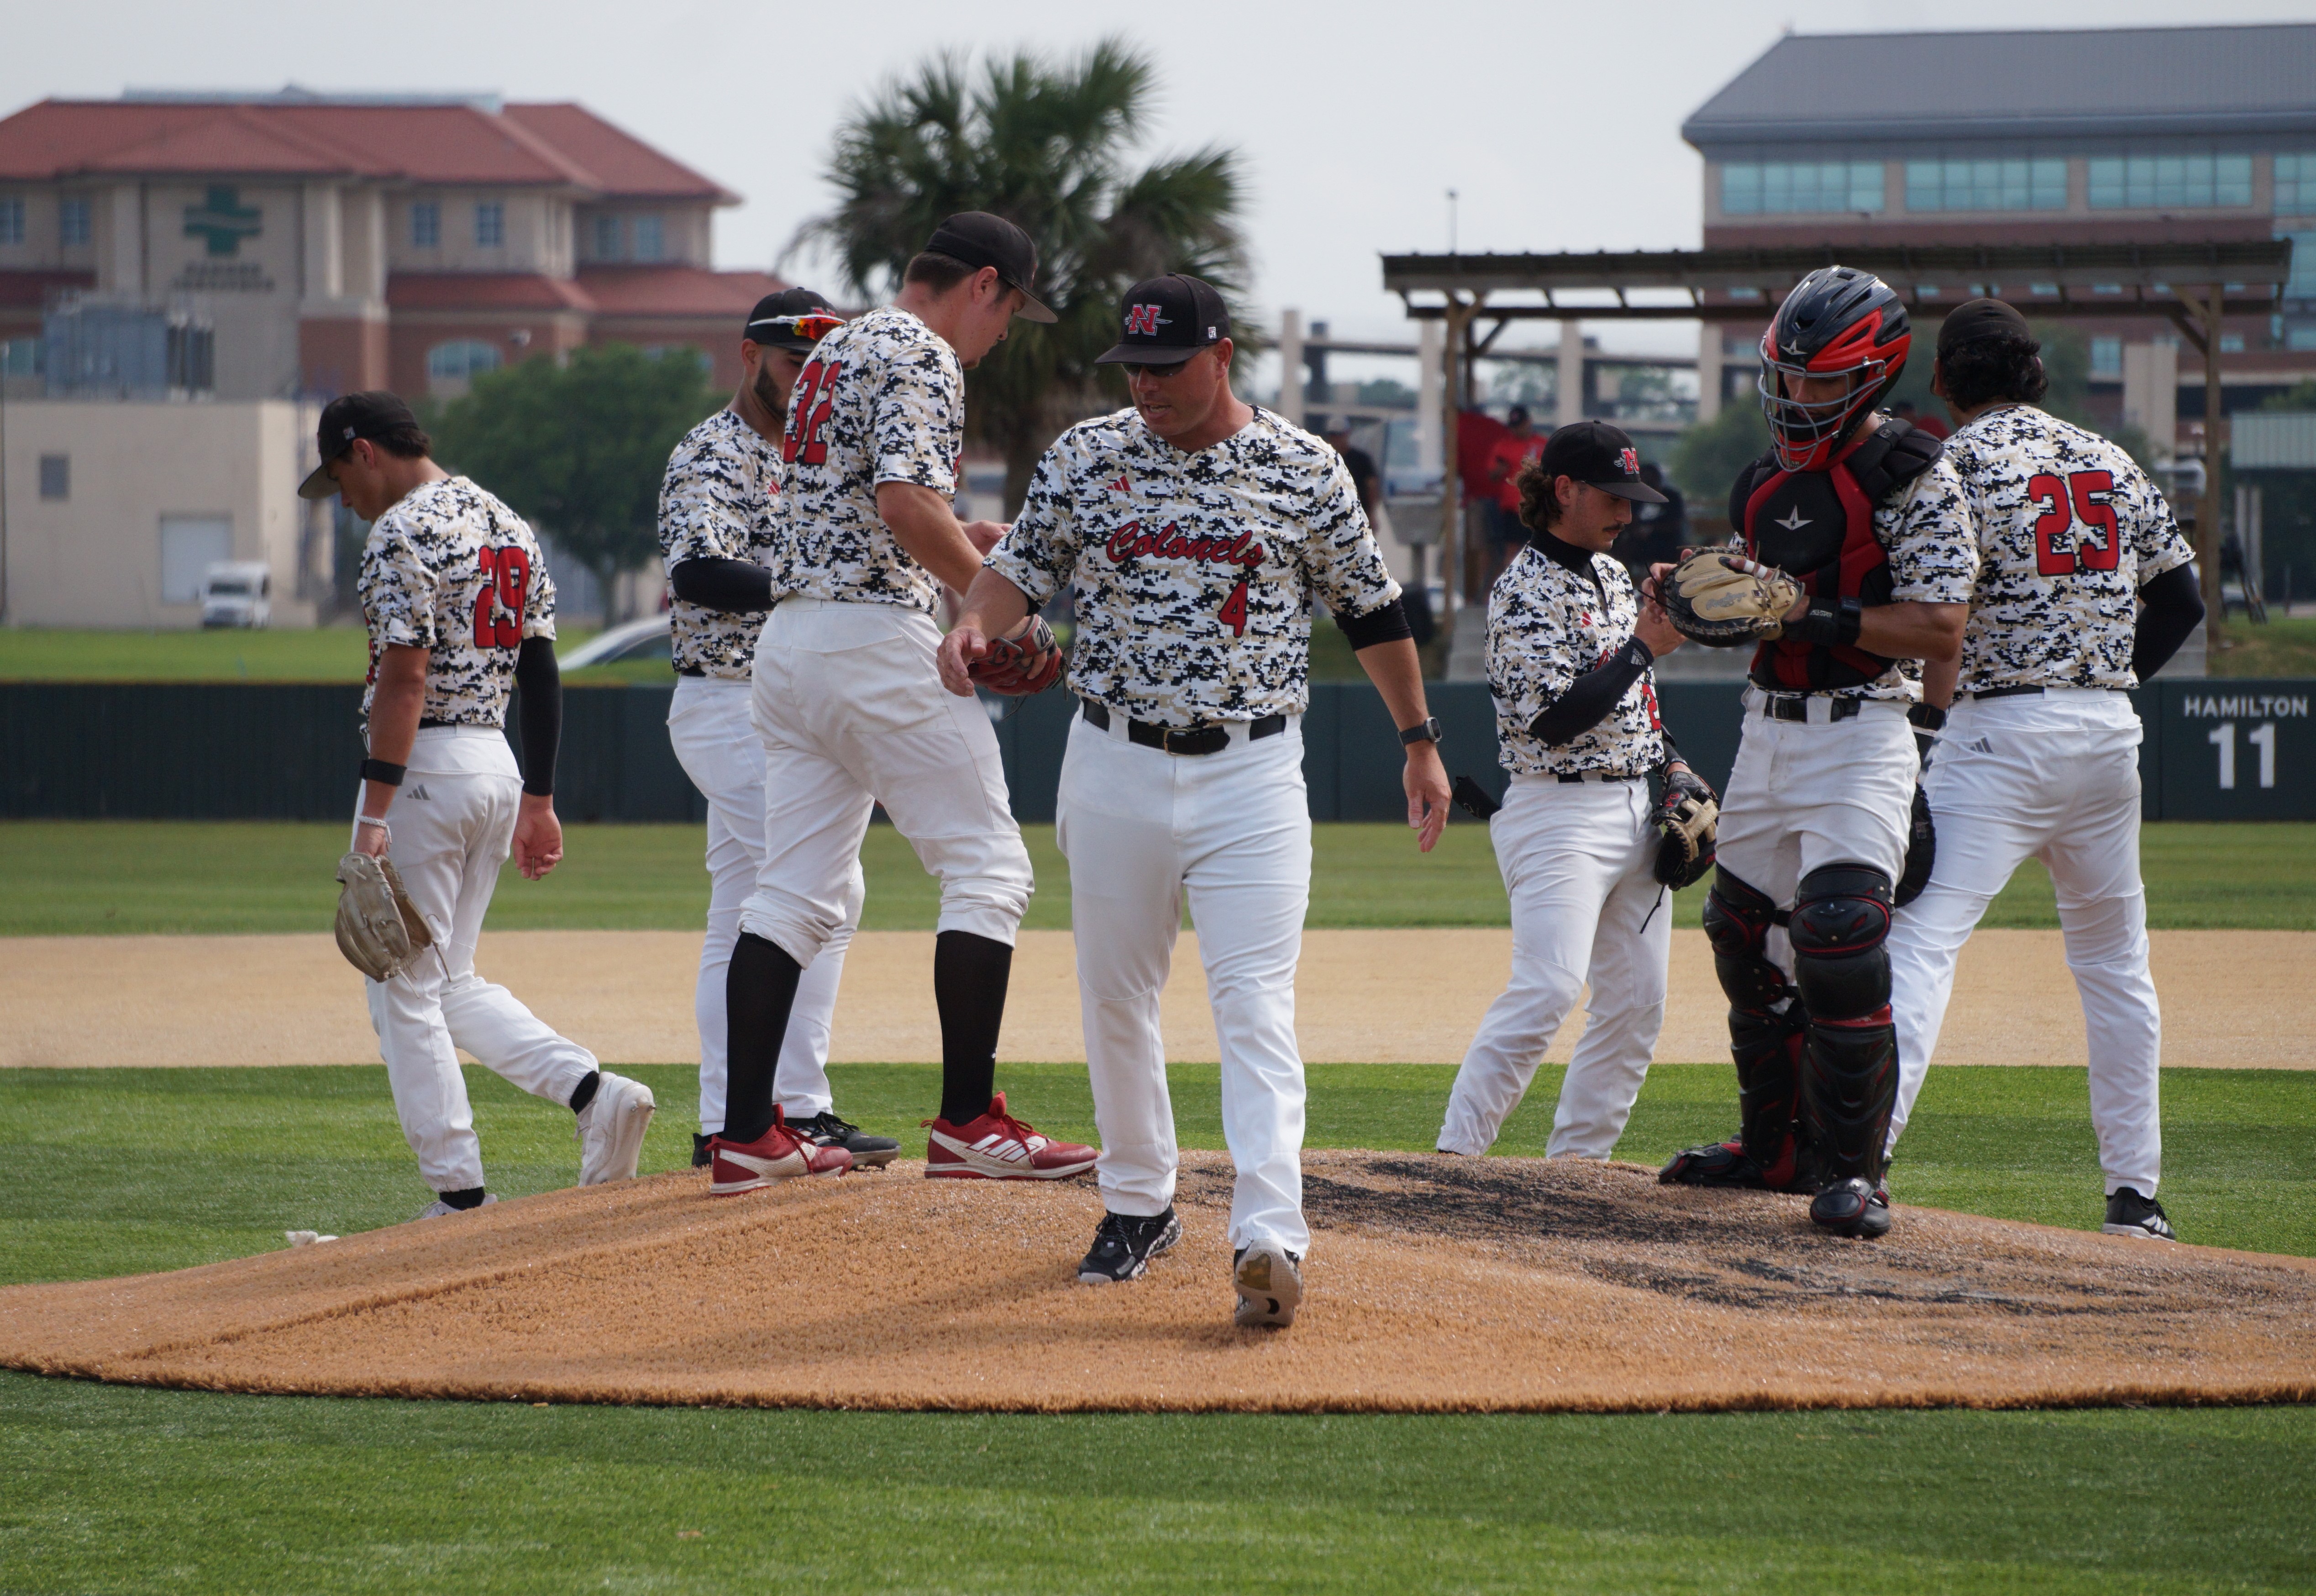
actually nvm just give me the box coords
[1652,761,1720,889]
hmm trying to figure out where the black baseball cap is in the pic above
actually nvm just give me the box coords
[298,390,422,500]
[1094,274,1230,366]
[923,211,1056,322]
[1937,296,2032,358]
[1536,420,1666,504]
[744,287,839,352]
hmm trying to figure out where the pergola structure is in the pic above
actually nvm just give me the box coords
[1382,239,2295,629]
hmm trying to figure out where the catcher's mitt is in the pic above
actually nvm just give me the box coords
[1652,761,1720,889]
[1660,549,1805,648]
[1894,784,1936,908]
[967,615,1063,696]
[334,851,433,983]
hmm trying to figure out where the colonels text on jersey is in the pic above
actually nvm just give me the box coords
[988,405,1397,727]
[358,476,556,727]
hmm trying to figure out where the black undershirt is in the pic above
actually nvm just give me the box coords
[1523,530,1655,746]
[670,557,776,614]
[2131,561,2205,683]
[511,635,561,798]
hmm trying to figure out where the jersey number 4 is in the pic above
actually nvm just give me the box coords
[474,546,530,649]
[782,360,843,466]
[2028,470,2120,576]
[1218,579,1250,637]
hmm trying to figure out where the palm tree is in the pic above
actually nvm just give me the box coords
[794,39,1249,509]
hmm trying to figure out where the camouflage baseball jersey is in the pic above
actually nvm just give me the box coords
[358,476,556,728]
[658,408,783,678]
[1819,446,1979,704]
[988,405,1400,725]
[1940,405,2194,693]
[770,305,963,614]
[1487,541,1664,777]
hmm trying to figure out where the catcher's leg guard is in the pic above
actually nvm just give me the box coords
[1790,864,1899,1236]
[1660,869,1808,1188]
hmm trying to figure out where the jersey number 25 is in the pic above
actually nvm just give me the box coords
[783,360,843,467]
[2028,470,2120,576]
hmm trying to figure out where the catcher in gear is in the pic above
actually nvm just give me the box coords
[1654,267,1975,1239]
[1436,422,1697,1164]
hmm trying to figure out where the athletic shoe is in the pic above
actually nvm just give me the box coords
[1232,1242,1304,1328]
[2103,1187,2178,1241]
[1078,1208,1183,1283]
[1660,1130,1809,1191]
[792,1111,901,1170]
[924,1093,1096,1181]
[707,1108,853,1197]
[576,1071,656,1186]
[692,1133,713,1169]
[412,1193,499,1222]
[1808,1176,1891,1240]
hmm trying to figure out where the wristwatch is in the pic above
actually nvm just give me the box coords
[1399,717,1444,747]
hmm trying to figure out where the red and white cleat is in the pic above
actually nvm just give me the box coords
[924,1092,1096,1181]
[707,1108,853,1196]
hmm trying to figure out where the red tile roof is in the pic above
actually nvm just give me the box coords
[0,97,733,200]
[577,265,788,316]
[388,273,597,312]
[0,268,95,307]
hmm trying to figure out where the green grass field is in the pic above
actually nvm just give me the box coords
[2211,614,2316,678]
[5,818,2312,937]
[0,1061,2311,1593]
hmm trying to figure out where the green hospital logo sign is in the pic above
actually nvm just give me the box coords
[184,185,262,257]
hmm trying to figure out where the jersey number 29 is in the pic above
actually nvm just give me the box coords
[474,546,530,649]
[783,360,843,466]
[2028,471,2120,576]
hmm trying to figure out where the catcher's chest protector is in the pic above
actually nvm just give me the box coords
[1734,420,1942,691]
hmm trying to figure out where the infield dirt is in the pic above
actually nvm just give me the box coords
[4,1153,2311,1414]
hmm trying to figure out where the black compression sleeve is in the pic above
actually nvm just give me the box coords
[1334,596,1415,650]
[2131,561,2205,683]
[512,635,562,798]
[1526,637,1654,745]
[669,556,776,614]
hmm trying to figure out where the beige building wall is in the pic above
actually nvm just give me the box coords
[2,398,326,628]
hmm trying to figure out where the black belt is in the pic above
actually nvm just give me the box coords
[1762,696,1862,723]
[1081,698,1285,756]
[1556,771,1644,783]
[675,664,706,678]
[1968,685,2045,701]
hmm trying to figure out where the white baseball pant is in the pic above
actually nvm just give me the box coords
[1713,691,1918,917]
[1056,711,1313,1256]
[668,674,861,1133]
[1887,688,2161,1195]
[738,598,1032,966]
[1437,775,1672,1160]
[359,726,598,1193]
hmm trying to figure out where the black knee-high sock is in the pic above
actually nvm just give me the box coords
[935,930,1011,1125]
[725,932,804,1144]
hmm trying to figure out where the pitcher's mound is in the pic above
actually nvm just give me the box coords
[5,1153,2312,1413]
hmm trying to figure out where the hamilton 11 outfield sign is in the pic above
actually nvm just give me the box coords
[2162,684,2311,820]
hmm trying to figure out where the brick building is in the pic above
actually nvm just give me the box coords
[0,89,785,402]
[1682,22,2316,441]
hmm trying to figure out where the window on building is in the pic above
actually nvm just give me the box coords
[633,214,663,262]
[58,196,90,247]
[2090,337,2123,378]
[2087,154,2254,210]
[0,196,22,246]
[159,517,232,605]
[1904,158,2066,213]
[428,340,503,383]
[38,454,68,501]
[2289,326,2316,352]
[2283,231,2316,300]
[411,201,440,248]
[2220,333,2247,353]
[593,214,621,259]
[2277,154,2316,216]
[475,201,505,248]
[1721,161,1883,215]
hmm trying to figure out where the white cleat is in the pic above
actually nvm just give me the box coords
[1232,1241,1304,1329]
[577,1071,656,1186]
[412,1193,499,1222]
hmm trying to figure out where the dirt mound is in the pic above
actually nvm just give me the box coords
[4,1153,2311,1413]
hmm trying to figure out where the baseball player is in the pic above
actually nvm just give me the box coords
[1436,421,1709,1162]
[299,392,656,1218]
[939,273,1452,1328]
[1656,266,1975,1240]
[706,212,1097,1196]
[659,289,897,1171]
[1886,299,2206,1241]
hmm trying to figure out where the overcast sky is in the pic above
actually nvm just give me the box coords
[9,0,2311,369]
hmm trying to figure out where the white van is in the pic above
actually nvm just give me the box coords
[200,562,273,629]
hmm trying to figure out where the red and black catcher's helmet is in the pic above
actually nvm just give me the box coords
[1755,266,1912,472]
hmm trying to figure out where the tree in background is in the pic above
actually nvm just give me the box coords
[1667,399,1770,510]
[797,39,1248,509]
[430,345,719,620]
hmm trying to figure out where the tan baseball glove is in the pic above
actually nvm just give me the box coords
[334,852,433,983]
[967,615,1064,696]
[1652,761,1720,889]
[1660,550,1806,647]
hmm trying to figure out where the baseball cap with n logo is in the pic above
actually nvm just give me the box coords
[1096,274,1230,366]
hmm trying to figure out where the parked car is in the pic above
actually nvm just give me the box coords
[199,562,272,629]
[557,614,671,669]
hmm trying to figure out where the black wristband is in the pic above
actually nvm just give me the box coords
[1907,703,1947,731]
[1794,597,1864,649]
[360,758,406,787]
